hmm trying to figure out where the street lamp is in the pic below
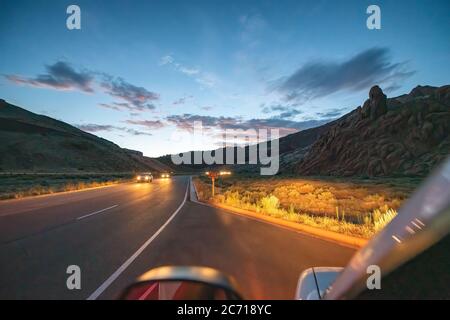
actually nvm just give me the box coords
[205,170,231,197]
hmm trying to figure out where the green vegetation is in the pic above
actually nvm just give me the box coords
[0,173,134,200]
[194,175,419,238]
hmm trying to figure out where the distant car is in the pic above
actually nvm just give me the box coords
[136,173,153,183]
[160,172,171,179]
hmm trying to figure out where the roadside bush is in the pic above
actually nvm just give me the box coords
[259,195,280,213]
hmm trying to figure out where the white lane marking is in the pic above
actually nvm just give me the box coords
[87,180,189,300]
[76,182,161,221]
[76,205,119,221]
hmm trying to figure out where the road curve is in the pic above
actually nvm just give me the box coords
[0,176,355,299]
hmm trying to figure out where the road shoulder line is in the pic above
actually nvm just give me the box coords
[86,180,189,300]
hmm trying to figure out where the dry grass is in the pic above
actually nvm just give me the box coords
[6,180,122,199]
[0,173,132,200]
[193,176,414,238]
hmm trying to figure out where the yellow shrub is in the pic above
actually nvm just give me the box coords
[259,195,280,213]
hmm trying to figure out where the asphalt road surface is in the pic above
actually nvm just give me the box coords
[0,176,356,299]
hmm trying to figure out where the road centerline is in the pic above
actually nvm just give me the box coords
[76,204,119,221]
[86,179,189,300]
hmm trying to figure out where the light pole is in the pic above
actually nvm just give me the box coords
[205,170,231,197]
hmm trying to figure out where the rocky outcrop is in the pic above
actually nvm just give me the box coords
[295,85,450,177]
[361,85,387,120]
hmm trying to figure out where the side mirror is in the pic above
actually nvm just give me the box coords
[296,267,343,300]
[120,266,242,300]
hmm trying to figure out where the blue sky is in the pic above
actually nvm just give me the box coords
[1,0,449,157]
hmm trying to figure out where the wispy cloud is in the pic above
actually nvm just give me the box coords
[172,95,193,106]
[124,119,166,130]
[261,104,302,119]
[239,13,267,47]
[100,76,159,111]
[76,124,116,132]
[173,97,186,105]
[194,72,218,88]
[76,123,152,136]
[5,61,94,93]
[275,47,415,103]
[315,108,348,119]
[125,128,153,136]
[159,55,218,88]
[98,103,121,111]
[159,55,175,66]
[179,67,200,76]
[99,101,156,112]
[165,113,332,137]
[166,114,237,131]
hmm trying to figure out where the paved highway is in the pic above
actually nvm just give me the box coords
[0,176,355,299]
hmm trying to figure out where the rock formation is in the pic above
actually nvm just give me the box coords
[295,85,450,177]
[361,85,388,120]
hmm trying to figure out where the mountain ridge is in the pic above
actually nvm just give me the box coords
[295,84,450,176]
[0,99,170,173]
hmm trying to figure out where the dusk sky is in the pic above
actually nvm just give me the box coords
[1,0,449,157]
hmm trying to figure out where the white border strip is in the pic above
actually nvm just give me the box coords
[87,180,189,300]
[189,176,200,202]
